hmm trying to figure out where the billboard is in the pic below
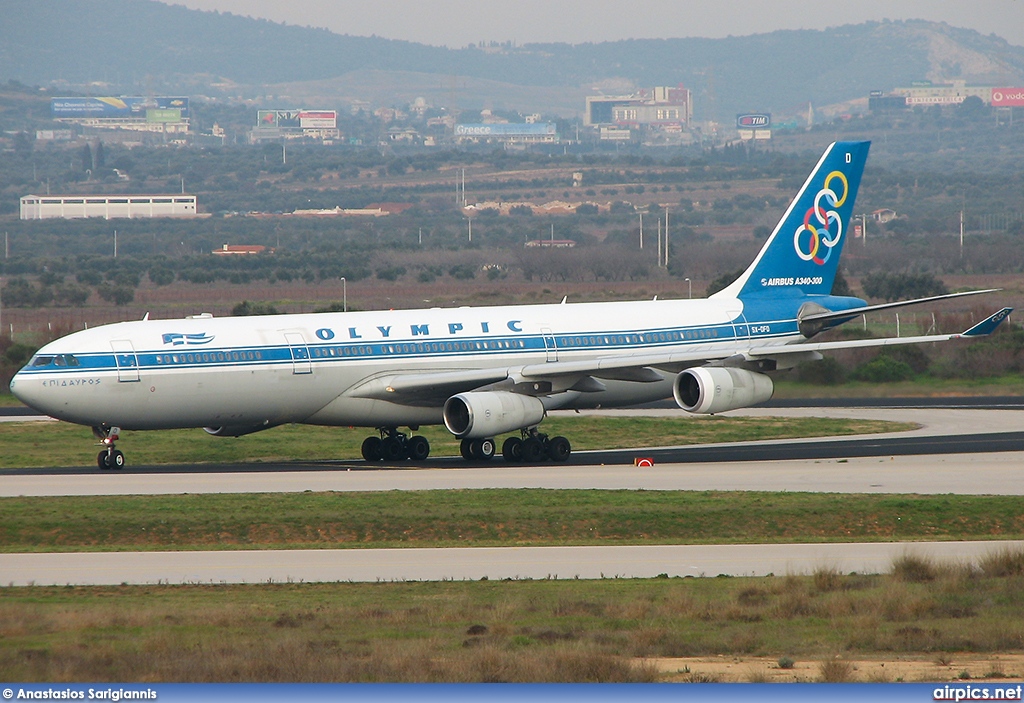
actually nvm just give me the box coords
[146,108,182,123]
[52,97,189,119]
[905,95,964,106]
[736,113,771,128]
[299,110,337,129]
[455,123,557,136]
[992,88,1024,107]
[257,110,334,129]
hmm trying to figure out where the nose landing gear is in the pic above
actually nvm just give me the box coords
[93,426,125,470]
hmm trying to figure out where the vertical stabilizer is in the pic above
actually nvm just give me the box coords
[713,141,870,300]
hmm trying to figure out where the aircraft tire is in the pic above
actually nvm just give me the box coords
[547,436,571,462]
[110,450,125,469]
[521,437,545,463]
[477,438,496,461]
[361,436,383,462]
[460,439,473,460]
[407,435,430,461]
[502,436,523,462]
[97,451,111,470]
[382,436,406,461]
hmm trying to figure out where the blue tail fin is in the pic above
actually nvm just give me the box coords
[713,141,870,300]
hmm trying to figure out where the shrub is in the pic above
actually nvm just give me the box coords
[796,357,847,385]
[892,554,937,583]
[850,355,914,383]
[232,301,280,316]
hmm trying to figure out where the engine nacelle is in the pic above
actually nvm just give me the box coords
[443,391,546,439]
[673,367,774,414]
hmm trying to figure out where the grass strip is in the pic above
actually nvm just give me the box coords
[0,415,912,469]
[2,490,1023,552]
[3,552,1024,682]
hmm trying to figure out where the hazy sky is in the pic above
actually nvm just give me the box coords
[171,0,1024,48]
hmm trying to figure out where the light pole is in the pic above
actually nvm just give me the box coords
[341,277,347,312]
[685,278,691,299]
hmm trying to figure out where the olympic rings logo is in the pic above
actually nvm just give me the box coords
[793,170,848,265]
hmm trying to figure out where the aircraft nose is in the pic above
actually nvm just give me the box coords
[9,368,46,414]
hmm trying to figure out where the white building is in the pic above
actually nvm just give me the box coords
[20,194,198,220]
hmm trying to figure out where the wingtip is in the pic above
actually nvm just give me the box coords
[962,307,1013,337]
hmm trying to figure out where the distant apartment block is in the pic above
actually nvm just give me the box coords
[20,194,198,220]
[585,86,692,129]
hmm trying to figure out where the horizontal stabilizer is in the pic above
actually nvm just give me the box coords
[799,288,1000,327]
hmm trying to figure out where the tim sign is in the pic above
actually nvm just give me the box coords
[737,113,771,128]
[991,89,1024,107]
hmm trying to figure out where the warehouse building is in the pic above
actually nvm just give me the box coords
[20,194,198,220]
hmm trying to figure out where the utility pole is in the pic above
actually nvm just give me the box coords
[657,219,662,267]
[960,209,964,258]
[639,213,643,249]
[664,210,670,268]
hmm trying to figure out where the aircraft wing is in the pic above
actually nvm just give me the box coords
[351,307,1012,405]
[753,306,1013,360]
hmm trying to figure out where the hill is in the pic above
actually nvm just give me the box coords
[1,0,1024,119]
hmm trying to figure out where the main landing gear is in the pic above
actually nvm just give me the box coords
[463,429,571,464]
[361,428,431,463]
[93,426,125,470]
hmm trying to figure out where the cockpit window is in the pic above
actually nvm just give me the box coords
[29,354,79,368]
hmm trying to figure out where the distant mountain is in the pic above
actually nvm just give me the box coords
[2,0,1024,120]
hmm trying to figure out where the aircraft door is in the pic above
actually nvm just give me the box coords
[729,311,750,342]
[541,327,558,362]
[110,339,140,382]
[284,332,312,375]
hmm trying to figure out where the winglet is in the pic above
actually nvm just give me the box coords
[959,308,1013,337]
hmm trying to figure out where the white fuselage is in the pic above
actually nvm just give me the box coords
[11,296,801,433]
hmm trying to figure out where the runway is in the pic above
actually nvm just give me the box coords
[3,402,1023,586]
[3,406,1023,496]
[4,540,1022,587]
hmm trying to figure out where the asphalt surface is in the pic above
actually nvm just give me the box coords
[5,541,1024,587]
[5,399,1024,585]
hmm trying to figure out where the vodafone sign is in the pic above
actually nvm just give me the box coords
[992,88,1024,107]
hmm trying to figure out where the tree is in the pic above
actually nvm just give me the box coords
[861,271,947,302]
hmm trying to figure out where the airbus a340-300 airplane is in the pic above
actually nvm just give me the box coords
[10,141,1012,469]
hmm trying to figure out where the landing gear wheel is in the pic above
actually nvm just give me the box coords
[502,436,523,462]
[521,437,545,463]
[461,438,495,461]
[361,436,383,462]
[97,451,111,470]
[546,436,571,462]
[109,450,125,469]
[381,436,406,461]
[406,435,430,461]
[473,438,496,461]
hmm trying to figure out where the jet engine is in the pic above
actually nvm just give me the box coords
[443,391,546,439]
[673,367,774,415]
